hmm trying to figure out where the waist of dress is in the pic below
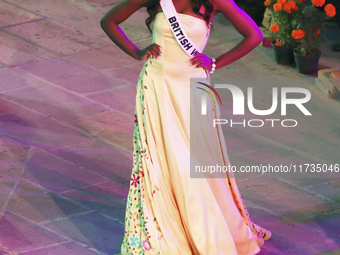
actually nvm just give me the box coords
[144,58,209,79]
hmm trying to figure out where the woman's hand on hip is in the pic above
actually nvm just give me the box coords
[136,43,162,61]
[187,53,212,70]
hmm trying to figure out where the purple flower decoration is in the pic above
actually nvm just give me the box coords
[142,239,152,251]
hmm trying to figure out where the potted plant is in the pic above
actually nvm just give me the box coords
[291,0,336,74]
[264,0,303,65]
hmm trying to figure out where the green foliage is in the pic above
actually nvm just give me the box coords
[291,5,325,56]
[265,0,303,47]
[271,11,298,47]
[265,0,333,55]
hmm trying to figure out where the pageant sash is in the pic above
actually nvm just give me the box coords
[160,0,202,57]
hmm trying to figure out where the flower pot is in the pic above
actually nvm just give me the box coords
[271,41,295,65]
[294,51,321,74]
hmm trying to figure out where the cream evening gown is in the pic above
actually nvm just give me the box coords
[120,11,267,255]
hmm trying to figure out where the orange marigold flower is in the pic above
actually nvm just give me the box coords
[314,27,321,35]
[270,24,280,33]
[283,1,296,13]
[291,30,297,38]
[313,27,321,37]
[277,0,287,4]
[273,2,282,11]
[264,0,272,6]
[324,3,336,17]
[275,41,282,46]
[295,6,299,11]
[273,3,282,12]
[312,0,325,7]
[292,29,305,39]
[297,29,305,38]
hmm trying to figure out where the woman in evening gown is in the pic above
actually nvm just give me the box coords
[100,0,272,254]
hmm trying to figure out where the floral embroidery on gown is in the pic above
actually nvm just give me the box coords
[120,12,267,255]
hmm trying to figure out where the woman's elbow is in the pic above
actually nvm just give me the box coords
[100,17,118,32]
[257,31,264,44]
[251,30,264,46]
[100,18,107,29]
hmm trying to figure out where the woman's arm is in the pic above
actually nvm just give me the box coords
[100,0,161,60]
[211,0,264,70]
[189,0,263,70]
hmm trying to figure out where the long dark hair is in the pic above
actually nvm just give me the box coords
[145,0,214,33]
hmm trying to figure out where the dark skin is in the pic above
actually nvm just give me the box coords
[100,0,263,71]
